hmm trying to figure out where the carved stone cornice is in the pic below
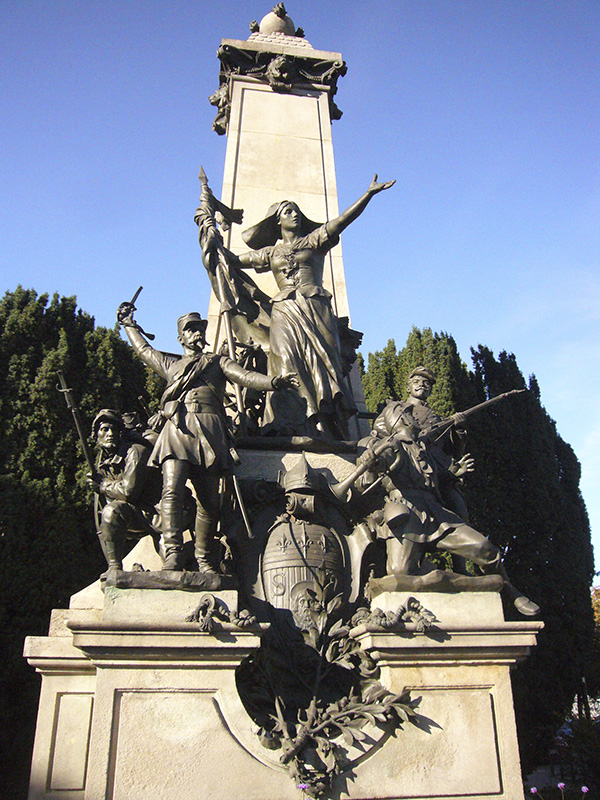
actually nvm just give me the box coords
[210,39,347,135]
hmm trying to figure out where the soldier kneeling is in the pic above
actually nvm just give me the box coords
[88,409,162,575]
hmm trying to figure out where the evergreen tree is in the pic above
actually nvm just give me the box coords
[361,329,595,774]
[590,586,600,700]
[0,287,163,798]
[362,327,475,414]
[464,345,594,771]
[361,338,401,413]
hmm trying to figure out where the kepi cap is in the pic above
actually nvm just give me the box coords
[408,365,436,384]
[177,312,208,336]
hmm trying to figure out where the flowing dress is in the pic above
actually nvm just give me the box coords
[242,223,356,435]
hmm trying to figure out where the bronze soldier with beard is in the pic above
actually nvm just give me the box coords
[118,305,297,580]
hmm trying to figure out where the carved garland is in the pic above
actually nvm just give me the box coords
[210,44,347,135]
[234,574,434,798]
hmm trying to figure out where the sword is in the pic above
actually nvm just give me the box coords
[117,285,155,340]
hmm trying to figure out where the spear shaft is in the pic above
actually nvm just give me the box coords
[57,371,98,480]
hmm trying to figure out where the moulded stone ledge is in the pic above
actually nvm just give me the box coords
[65,625,264,668]
[221,37,343,61]
[355,623,544,668]
[23,635,94,676]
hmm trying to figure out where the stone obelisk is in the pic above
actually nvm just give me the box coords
[206,5,368,432]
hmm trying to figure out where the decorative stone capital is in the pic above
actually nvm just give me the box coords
[210,37,347,135]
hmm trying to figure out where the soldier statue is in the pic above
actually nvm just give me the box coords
[357,409,540,616]
[117,305,297,577]
[88,409,162,575]
[373,366,473,519]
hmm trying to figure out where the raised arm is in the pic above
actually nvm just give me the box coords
[327,174,395,239]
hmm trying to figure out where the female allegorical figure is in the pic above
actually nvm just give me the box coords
[233,175,394,440]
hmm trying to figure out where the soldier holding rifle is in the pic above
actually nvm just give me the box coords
[58,373,161,575]
[373,366,473,519]
[357,392,540,616]
[89,409,161,575]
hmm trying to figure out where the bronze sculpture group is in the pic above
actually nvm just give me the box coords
[57,167,541,800]
[70,170,539,618]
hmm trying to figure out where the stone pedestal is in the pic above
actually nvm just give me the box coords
[24,585,541,800]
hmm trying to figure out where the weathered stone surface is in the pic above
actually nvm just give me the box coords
[24,588,541,799]
[235,445,355,482]
[372,587,505,626]
[102,586,239,625]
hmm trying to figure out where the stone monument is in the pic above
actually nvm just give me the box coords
[24,6,542,800]
[205,2,368,438]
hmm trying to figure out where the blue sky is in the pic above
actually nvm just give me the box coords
[2,1,598,571]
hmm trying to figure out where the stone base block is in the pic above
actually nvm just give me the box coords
[24,588,541,800]
[102,586,239,625]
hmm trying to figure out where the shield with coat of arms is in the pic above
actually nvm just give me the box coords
[261,517,345,611]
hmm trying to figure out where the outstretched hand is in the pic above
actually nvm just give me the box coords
[368,173,396,195]
[451,453,475,478]
[272,372,299,391]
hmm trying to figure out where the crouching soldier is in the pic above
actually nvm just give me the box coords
[88,409,162,575]
[356,410,540,616]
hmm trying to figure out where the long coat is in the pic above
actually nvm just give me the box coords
[125,327,274,471]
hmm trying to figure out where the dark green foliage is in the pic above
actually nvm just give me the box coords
[361,338,401,412]
[361,330,595,775]
[362,327,476,415]
[0,287,163,798]
[588,587,600,699]
[465,346,595,772]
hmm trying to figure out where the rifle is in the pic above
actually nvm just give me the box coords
[57,372,106,534]
[360,388,527,496]
[419,389,527,444]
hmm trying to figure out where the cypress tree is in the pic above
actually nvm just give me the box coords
[362,338,401,413]
[0,287,163,798]
[462,345,594,770]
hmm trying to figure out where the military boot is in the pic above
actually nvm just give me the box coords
[194,519,219,575]
[495,563,540,617]
[161,532,185,571]
[98,533,122,576]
